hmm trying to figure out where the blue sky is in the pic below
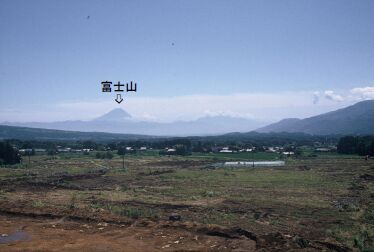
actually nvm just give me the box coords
[1,0,374,122]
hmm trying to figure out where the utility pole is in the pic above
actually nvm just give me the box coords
[252,148,254,168]
[27,150,31,166]
[122,154,125,170]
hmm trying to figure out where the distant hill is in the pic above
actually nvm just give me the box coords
[0,125,152,141]
[2,109,266,136]
[0,125,340,145]
[257,100,374,135]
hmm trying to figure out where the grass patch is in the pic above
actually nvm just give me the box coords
[32,200,45,208]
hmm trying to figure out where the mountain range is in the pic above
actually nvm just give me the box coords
[1,100,373,137]
[257,100,374,135]
[1,108,265,136]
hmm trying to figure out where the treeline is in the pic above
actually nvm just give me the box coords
[7,139,102,150]
[3,132,339,148]
[203,132,339,147]
[337,136,374,156]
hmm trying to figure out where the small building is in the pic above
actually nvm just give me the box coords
[220,149,233,153]
[315,147,331,152]
[282,151,294,155]
[219,147,233,153]
[57,148,71,152]
[19,149,33,154]
[139,147,147,151]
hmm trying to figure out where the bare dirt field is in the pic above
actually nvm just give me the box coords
[0,154,373,251]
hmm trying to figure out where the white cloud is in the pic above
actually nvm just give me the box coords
[324,90,343,102]
[350,86,374,99]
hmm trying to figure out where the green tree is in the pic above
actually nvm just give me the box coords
[117,146,126,155]
[337,136,357,154]
[0,142,21,165]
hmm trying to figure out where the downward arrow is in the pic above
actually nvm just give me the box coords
[115,94,123,104]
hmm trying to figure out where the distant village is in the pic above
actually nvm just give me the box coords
[18,144,338,156]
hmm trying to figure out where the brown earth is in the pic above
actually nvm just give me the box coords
[0,156,372,251]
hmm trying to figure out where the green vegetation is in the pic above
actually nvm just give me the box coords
[338,135,374,156]
[0,141,21,165]
[32,200,45,208]
[96,151,114,159]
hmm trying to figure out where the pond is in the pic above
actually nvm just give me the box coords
[0,231,30,244]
